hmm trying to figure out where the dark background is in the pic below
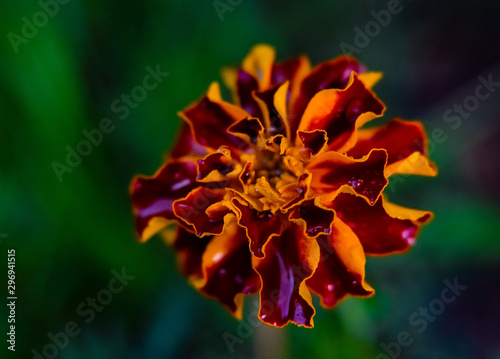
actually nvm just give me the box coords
[1,0,500,358]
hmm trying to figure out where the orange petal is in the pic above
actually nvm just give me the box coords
[298,73,385,151]
[288,197,335,238]
[307,218,374,308]
[254,82,291,138]
[291,55,366,123]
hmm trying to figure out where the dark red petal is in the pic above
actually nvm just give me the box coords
[131,160,198,240]
[298,129,328,156]
[307,219,374,308]
[308,149,388,205]
[348,118,427,164]
[180,84,249,151]
[331,193,431,255]
[255,226,319,327]
[227,117,265,145]
[200,223,260,317]
[299,74,385,151]
[232,198,283,258]
[237,70,263,118]
[173,187,231,236]
[197,152,234,182]
[289,198,335,237]
[292,56,365,120]
[170,123,208,159]
[173,226,212,281]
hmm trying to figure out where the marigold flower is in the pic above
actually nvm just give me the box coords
[130,44,437,328]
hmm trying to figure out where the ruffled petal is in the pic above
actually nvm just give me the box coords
[298,73,385,151]
[288,197,335,238]
[196,149,238,183]
[307,149,388,205]
[199,222,260,318]
[330,193,432,255]
[227,117,265,145]
[232,198,283,258]
[173,187,233,236]
[291,56,366,121]
[179,82,250,151]
[254,225,320,327]
[297,129,329,160]
[131,159,198,241]
[307,218,374,308]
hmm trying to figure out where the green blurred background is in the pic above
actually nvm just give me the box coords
[1,0,500,358]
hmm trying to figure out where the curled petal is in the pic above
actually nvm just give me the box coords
[179,82,250,151]
[131,160,198,241]
[307,219,374,308]
[308,149,388,205]
[254,226,320,327]
[232,198,283,258]
[291,56,366,121]
[200,222,260,318]
[196,150,237,183]
[227,117,265,145]
[289,198,335,238]
[173,187,233,236]
[297,129,329,160]
[298,73,385,151]
[331,193,432,255]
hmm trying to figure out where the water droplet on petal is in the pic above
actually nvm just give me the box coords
[401,227,416,245]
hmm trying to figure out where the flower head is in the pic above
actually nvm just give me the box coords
[130,44,437,327]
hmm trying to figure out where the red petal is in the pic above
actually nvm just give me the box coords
[308,149,388,205]
[298,73,385,151]
[173,226,212,282]
[232,198,283,258]
[179,83,250,151]
[348,119,427,164]
[200,223,260,318]
[196,151,234,183]
[173,187,232,236]
[131,160,198,240]
[291,56,365,121]
[331,193,431,255]
[170,123,208,159]
[227,117,265,145]
[254,226,320,327]
[297,129,328,158]
[236,70,263,118]
[289,198,335,238]
[307,219,374,308]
